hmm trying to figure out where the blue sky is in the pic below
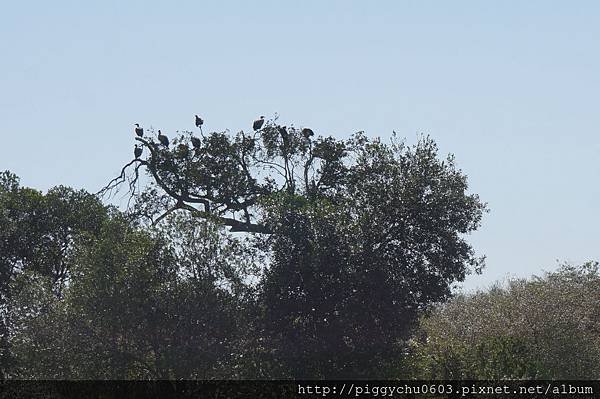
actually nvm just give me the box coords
[1,1,598,290]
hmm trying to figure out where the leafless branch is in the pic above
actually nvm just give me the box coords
[97,159,142,198]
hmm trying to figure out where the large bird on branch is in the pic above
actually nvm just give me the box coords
[191,136,201,149]
[195,115,204,129]
[157,130,170,147]
[253,116,265,131]
[302,128,314,139]
[134,124,144,137]
[134,144,143,159]
[279,126,289,144]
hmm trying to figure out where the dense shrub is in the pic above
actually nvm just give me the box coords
[408,262,600,379]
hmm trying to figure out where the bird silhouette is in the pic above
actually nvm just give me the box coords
[157,130,169,147]
[195,115,204,128]
[134,144,143,159]
[253,116,265,131]
[302,128,314,139]
[279,126,289,143]
[191,136,202,149]
[134,123,144,137]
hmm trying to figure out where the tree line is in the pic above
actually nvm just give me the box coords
[3,119,591,379]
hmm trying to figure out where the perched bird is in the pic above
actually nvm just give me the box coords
[253,116,265,131]
[302,128,314,139]
[195,115,204,128]
[157,130,169,147]
[134,123,144,137]
[134,144,143,159]
[191,136,202,149]
[279,126,289,143]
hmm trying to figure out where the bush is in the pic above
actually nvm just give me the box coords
[408,262,600,379]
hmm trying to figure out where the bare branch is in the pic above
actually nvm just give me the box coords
[97,159,142,197]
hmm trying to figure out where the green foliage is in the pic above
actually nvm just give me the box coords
[408,262,600,379]
[8,213,254,379]
[4,121,489,379]
[0,172,107,289]
[256,135,486,378]
[0,172,108,377]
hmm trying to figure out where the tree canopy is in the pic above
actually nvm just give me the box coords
[101,121,486,239]
[8,213,253,379]
[0,172,108,376]
[97,118,487,378]
[407,262,600,379]
[1,117,488,379]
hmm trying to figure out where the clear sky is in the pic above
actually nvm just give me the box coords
[1,1,598,290]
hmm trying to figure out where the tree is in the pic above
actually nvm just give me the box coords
[0,171,108,377]
[8,211,256,379]
[408,262,600,379]
[103,120,487,378]
[257,135,486,378]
